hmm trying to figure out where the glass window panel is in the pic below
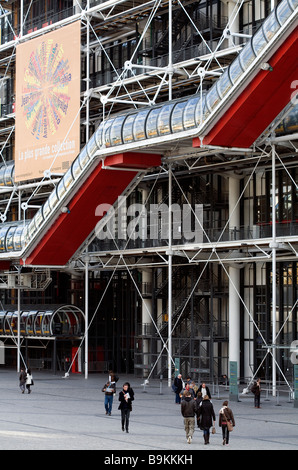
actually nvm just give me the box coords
[27,219,37,240]
[63,168,74,190]
[13,225,25,251]
[205,84,221,114]
[0,226,8,251]
[0,166,6,186]
[133,109,149,140]
[122,114,136,143]
[110,115,125,146]
[277,0,294,24]
[71,158,82,180]
[194,96,207,124]
[33,207,44,231]
[102,119,114,147]
[4,165,13,185]
[288,0,298,9]
[183,97,200,129]
[42,200,52,220]
[263,11,280,40]
[157,104,174,135]
[229,56,244,85]
[87,133,100,158]
[78,147,89,170]
[146,107,161,138]
[5,225,16,251]
[48,188,59,210]
[171,101,187,133]
[57,178,66,200]
[95,122,104,148]
[252,26,268,56]
[239,41,256,71]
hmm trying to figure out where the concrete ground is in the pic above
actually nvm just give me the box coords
[0,369,297,453]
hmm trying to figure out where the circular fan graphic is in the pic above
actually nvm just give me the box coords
[22,39,72,140]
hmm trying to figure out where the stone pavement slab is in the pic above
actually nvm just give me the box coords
[0,369,297,453]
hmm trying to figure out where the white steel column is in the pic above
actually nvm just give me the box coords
[142,269,152,378]
[17,268,21,373]
[228,177,241,374]
[271,144,277,397]
[168,165,172,387]
[84,255,89,379]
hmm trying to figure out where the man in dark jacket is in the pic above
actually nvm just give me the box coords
[173,373,183,404]
[181,390,197,444]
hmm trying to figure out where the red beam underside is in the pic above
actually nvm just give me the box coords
[24,153,161,266]
[194,27,298,149]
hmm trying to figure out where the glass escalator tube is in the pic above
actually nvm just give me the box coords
[0,225,9,252]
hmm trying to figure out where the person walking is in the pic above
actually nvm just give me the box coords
[251,378,261,408]
[181,390,197,444]
[102,377,116,415]
[25,368,34,394]
[219,400,235,446]
[197,395,216,445]
[197,382,212,400]
[173,373,183,404]
[19,367,27,394]
[118,382,134,433]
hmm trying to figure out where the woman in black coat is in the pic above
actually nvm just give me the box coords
[197,395,216,445]
[118,382,134,433]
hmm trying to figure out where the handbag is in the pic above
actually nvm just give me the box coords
[212,426,216,434]
[224,410,233,432]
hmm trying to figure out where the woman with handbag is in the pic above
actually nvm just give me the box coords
[219,400,235,446]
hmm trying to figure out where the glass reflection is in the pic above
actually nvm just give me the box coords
[0,166,6,186]
[87,133,100,158]
[263,11,280,40]
[276,0,294,24]
[5,226,16,251]
[110,115,125,146]
[171,101,187,133]
[229,56,244,84]
[206,84,221,114]
[239,41,256,71]
[252,25,268,55]
[157,104,174,134]
[63,168,74,190]
[71,158,82,180]
[13,225,25,251]
[147,107,161,138]
[78,147,90,170]
[133,110,149,140]
[122,114,136,143]
[102,119,114,147]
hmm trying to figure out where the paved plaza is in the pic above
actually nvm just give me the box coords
[0,369,297,453]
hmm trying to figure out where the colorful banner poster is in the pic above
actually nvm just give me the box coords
[15,22,81,182]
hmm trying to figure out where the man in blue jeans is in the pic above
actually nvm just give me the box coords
[102,379,116,415]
